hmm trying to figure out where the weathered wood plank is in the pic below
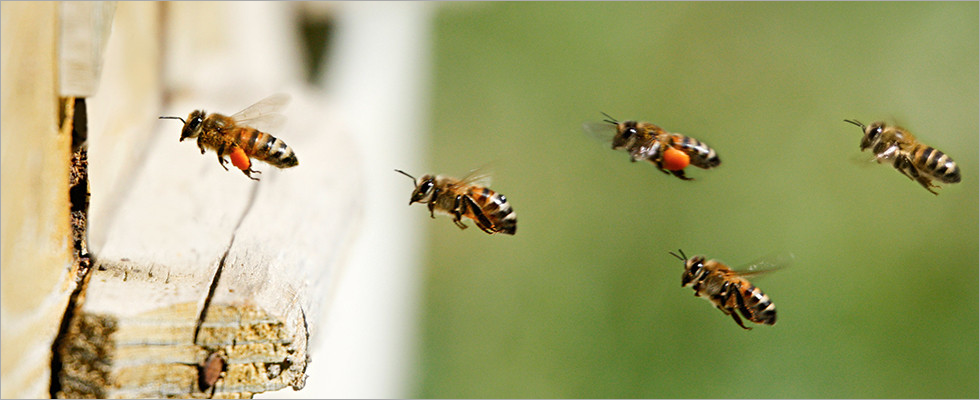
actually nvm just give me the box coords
[62,92,359,398]
[58,1,116,97]
[55,2,362,397]
[0,2,76,398]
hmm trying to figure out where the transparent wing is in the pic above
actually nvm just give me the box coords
[582,121,618,144]
[849,151,880,168]
[230,93,291,133]
[733,251,795,278]
[457,165,494,188]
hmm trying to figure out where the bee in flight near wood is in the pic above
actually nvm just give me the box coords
[669,249,787,330]
[160,94,298,180]
[395,169,517,235]
[844,119,960,195]
[583,113,720,180]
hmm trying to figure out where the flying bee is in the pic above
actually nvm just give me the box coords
[844,119,960,195]
[669,249,786,330]
[160,94,298,180]
[395,169,517,235]
[583,113,720,180]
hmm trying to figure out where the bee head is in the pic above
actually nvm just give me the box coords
[395,169,436,205]
[670,249,705,287]
[845,119,883,151]
[169,110,206,141]
[860,122,887,151]
[410,175,438,204]
[611,120,639,150]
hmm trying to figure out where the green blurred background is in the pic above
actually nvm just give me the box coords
[414,2,978,398]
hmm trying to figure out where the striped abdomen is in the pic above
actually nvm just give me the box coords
[730,280,776,326]
[465,186,517,235]
[698,270,776,328]
[235,127,298,168]
[670,134,720,169]
[909,144,960,183]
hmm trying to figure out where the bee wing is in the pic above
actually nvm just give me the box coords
[733,251,795,278]
[230,93,291,133]
[582,121,618,144]
[849,152,879,168]
[457,165,494,188]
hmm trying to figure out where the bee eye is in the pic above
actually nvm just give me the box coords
[188,116,203,131]
[688,258,705,275]
[420,181,433,194]
[867,125,883,140]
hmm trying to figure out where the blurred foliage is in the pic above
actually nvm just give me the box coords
[414,2,978,398]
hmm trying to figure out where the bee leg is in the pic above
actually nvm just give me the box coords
[728,308,751,330]
[876,145,899,162]
[670,169,693,181]
[241,168,261,181]
[651,158,673,176]
[917,176,939,195]
[629,148,645,162]
[892,155,918,181]
[427,188,440,218]
[904,165,940,194]
[451,195,468,230]
[895,155,939,195]
[718,284,751,330]
[462,195,496,234]
[649,160,670,175]
[215,154,229,171]
[732,285,756,322]
[717,281,732,302]
[213,143,230,171]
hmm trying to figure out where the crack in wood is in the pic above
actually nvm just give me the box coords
[192,183,261,346]
[51,97,94,399]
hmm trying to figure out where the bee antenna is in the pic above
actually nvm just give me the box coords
[394,169,417,183]
[159,116,186,123]
[843,119,865,129]
[600,111,618,125]
[668,249,687,261]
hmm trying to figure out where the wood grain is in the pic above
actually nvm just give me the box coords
[0,2,76,398]
[52,2,363,397]
[58,91,361,397]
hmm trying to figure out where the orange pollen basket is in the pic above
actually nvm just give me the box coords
[662,147,690,171]
[230,147,251,170]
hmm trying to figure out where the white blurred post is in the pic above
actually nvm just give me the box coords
[263,2,433,398]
